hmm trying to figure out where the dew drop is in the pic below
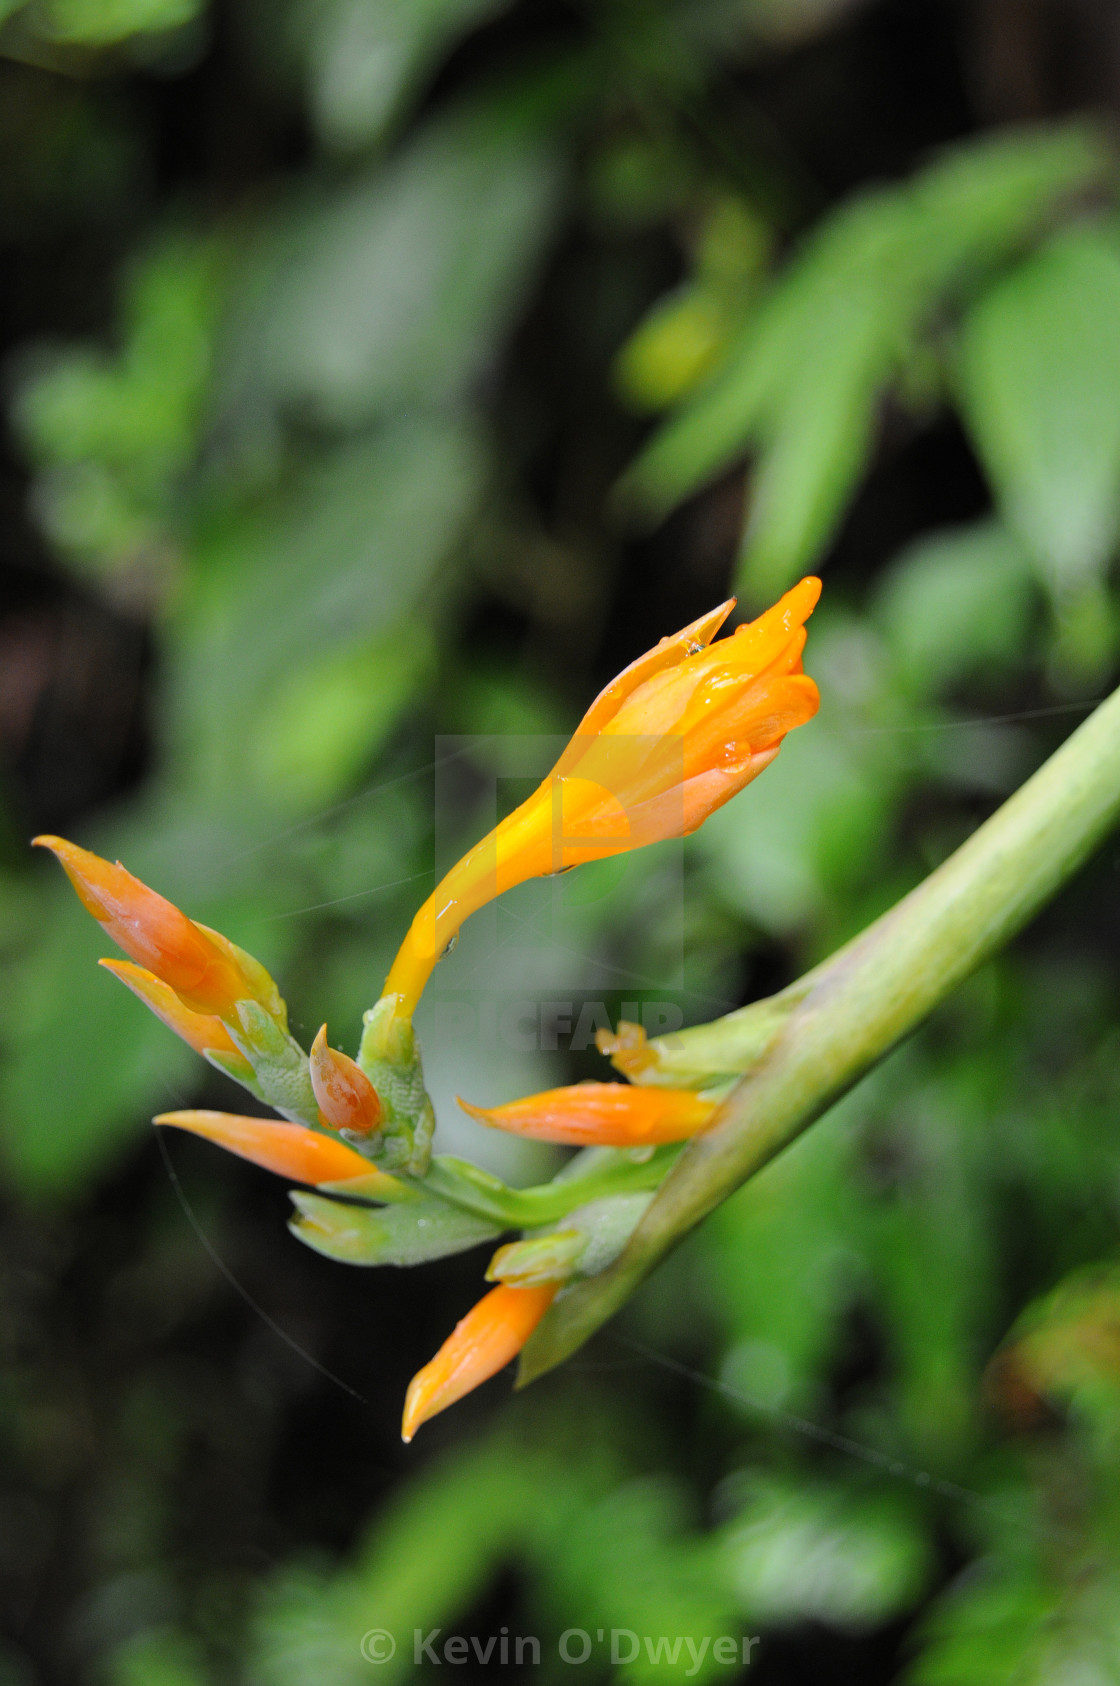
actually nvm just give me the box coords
[440,933,459,957]
[685,641,703,656]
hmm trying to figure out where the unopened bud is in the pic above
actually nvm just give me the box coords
[309,1024,382,1134]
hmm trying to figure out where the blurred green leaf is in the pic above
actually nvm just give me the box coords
[908,1562,1120,1686]
[703,1114,864,1413]
[718,1471,930,1627]
[875,519,1039,697]
[621,126,1106,600]
[3,0,202,46]
[107,1628,209,1686]
[222,102,562,431]
[990,1262,1120,1441]
[13,232,223,578]
[250,1433,538,1686]
[956,225,1120,597]
[295,0,510,152]
[178,415,484,809]
[531,1475,739,1685]
[251,622,437,813]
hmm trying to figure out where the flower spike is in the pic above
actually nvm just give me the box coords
[154,1109,395,1189]
[401,1284,557,1442]
[309,1025,382,1134]
[34,836,281,1021]
[382,580,820,1019]
[457,1082,719,1146]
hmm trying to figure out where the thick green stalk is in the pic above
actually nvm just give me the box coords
[521,684,1120,1382]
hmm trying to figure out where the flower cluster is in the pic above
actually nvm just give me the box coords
[39,579,819,1438]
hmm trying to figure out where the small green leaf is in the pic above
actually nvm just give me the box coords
[289,1188,500,1265]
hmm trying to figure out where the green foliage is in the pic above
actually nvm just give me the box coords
[1,0,202,47]
[620,126,1108,600]
[222,100,562,431]
[13,234,223,580]
[719,1470,930,1628]
[292,0,511,153]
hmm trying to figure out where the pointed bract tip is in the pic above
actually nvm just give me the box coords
[309,1023,382,1134]
[98,958,247,1066]
[32,835,257,1016]
[154,1109,373,1185]
[400,1283,557,1442]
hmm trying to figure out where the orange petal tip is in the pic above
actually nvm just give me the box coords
[154,1110,374,1185]
[401,1283,557,1442]
[457,1083,718,1146]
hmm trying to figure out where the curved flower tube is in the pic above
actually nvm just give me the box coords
[383,579,820,1019]
[402,1283,557,1442]
[154,1109,401,1192]
[34,836,283,1021]
[458,1082,719,1146]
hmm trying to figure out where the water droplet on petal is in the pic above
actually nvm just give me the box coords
[685,641,703,656]
[440,933,459,957]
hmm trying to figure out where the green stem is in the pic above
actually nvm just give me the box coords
[521,683,1120,1383]
[421,1144,682,1228]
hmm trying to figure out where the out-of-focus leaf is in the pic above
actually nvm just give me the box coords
[875,520,1038,697]
[616,198,771,409]
[956,226,1120,596]
[250,1433,540,1686]
[296,0,509,152]
[988,1263,1120,1439]
[12,232,223,578]
[107,1628,208,1686]
[4,0,202,46]
[534,1476,738,1685]
[222,104,562,431]
[178,415,484,806]
[622,127,1105,600]
[250,622,436,812]
[718,1471,930,1627]
[908,1562,1120,1686]
[704,1113,864,1413]
[742,0,874,45]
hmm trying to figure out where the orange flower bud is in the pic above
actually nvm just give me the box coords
[154,1109,382,1186]
[34,836,279,1020]
[309,1025,382,1134]
[401,1283,557,1442]
[99,959,253,1077]
[457,1081,719,1146]
[383,581,820,1018]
